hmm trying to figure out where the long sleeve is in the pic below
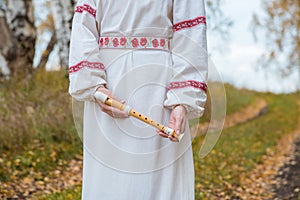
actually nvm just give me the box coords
[164,0,208,119]
[68,0,106,101]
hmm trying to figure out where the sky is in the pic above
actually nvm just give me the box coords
[208,0,300,94]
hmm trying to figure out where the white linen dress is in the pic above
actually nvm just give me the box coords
[68,0,208,199]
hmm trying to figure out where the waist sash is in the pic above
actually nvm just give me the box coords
[99,36,170,51]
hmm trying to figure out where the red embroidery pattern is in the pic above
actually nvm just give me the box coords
[168,80,207,93]
[152,39,159,48]
[120,37,127,46]
[173,16,206,32]
[104,37,109,45]
[99,36,170,50]
[140,37,147,46]
[69,61,105,74]
[160,39,166,47]
[113,38,119,47]
[75,4,96,18]
[131,38,139,48]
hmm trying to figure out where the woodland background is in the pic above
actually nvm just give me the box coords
[0,0,298,78]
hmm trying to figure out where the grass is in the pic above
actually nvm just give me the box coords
[38,186,82,200]
[42,91,299,200]
[225,84,258,115]
[0,70,299,199]
[0,69,82,183]
[189,82,257,126]
[0,68,79,152]
[193,92,299,199]
[0,141,82,183]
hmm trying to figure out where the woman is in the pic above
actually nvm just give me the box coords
[69,0,208,199]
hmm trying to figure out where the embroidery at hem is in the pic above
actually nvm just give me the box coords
[173,16,206,32]
[75,4,96,18]
[69,61,105,74]
[168,80,207,93]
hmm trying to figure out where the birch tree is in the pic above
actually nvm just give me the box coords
[35,2,56,70]
[50,0,76,68]
[252,0,300,75]
[0,0,36,77]
[0,1,10,78]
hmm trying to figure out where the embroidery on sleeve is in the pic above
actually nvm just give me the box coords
[75,4,96,18]
[168,80,207,93]
[173,16,206,32]
[69,61,105,74]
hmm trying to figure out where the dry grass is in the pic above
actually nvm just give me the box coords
[0,69,79,152]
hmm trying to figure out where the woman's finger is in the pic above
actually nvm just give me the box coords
[110,106,129,118]
[173,105,186,134]
[156,130,169,138]
[178,116,186,134]
[96,100,129,118]
[157,130,178,142]
[168,135,178,142]
[95,87,129,118]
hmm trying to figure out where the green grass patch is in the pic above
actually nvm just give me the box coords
[189,83,257,126]
[225,84,258,115]
[37,186,82,200]
[193,92,299,198]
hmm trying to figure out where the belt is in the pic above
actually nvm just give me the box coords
[99,36,171,51]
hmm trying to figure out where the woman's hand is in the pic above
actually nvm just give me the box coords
[95,87,129,118]
[157,105,186,142]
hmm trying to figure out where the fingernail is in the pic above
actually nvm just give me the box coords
[176,130,180,135]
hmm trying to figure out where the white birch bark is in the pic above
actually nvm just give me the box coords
[51,0,74,68]
[0,0,36,76]
[0,53,10,78]
[0,0,10,76]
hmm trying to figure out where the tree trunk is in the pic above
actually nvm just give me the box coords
[0,0,36,77]
[37,32,57,69]
[51,0,74,68]
[0,53,9,80]
[0,1,12,77]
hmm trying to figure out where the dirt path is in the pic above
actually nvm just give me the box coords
[234,102,300,200]
[272,137,300,199]
[190,98,268,137]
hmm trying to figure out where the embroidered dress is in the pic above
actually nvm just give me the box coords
[69,0,207,199]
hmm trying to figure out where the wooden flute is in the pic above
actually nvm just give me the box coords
[94,91,184,142]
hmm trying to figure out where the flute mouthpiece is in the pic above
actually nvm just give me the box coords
[94,91,109,103]
[177,133,184,142]
[165,127,184,142]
